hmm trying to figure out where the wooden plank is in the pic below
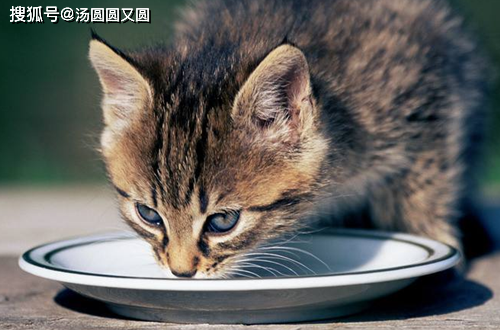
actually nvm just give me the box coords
[1,254,499,329]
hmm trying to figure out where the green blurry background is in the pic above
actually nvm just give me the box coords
[1,0,499,190]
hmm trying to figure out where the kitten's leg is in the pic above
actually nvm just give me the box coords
[368,152,463,249]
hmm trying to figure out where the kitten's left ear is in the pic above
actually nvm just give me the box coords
[233,44,315,143]
[89,37,152,129]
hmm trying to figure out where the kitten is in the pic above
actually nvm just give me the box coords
[89,0,488,278]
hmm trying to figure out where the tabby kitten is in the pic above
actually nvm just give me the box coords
[89,0,487,278]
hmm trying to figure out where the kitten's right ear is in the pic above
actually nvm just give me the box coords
[232,45,315,145]
[89,37,152,129]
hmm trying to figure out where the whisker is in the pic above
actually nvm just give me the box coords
[242,252,316,275]
[235,262,280,277]
[255,248,301,259]
[226,267,261,278]
[225,270,253,279]
[257,246,331,270]
[235,258,297,276]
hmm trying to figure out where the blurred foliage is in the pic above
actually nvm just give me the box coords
[450,0,500,188]
[0,0,499,187]
[0,0,185,184]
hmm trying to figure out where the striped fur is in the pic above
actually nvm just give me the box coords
[89,0,489,277]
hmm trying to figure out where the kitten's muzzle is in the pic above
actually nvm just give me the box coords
[167,248,200,278]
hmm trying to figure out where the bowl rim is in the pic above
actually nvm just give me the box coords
[18,229,460,291]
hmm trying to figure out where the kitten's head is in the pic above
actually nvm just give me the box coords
[89,36,328,278]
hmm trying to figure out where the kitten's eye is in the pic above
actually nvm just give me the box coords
[205,211,240,234]
[136,203,162,226]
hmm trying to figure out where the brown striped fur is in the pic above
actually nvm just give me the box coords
[89,0,489,278]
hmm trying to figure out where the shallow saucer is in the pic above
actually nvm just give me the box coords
[19,229,459,324]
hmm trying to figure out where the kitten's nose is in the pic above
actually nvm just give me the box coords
[167,236,200,278]
[168,252,199,278]
[171,269,197,278]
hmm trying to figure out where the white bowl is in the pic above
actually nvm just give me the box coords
[19,229,459,324]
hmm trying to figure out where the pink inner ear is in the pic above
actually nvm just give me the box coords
[250,63,310,128]
[285,65,310,125]
[233,45,312,139]
[100,68,128,94]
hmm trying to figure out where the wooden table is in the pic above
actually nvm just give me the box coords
[1,187,499,329]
